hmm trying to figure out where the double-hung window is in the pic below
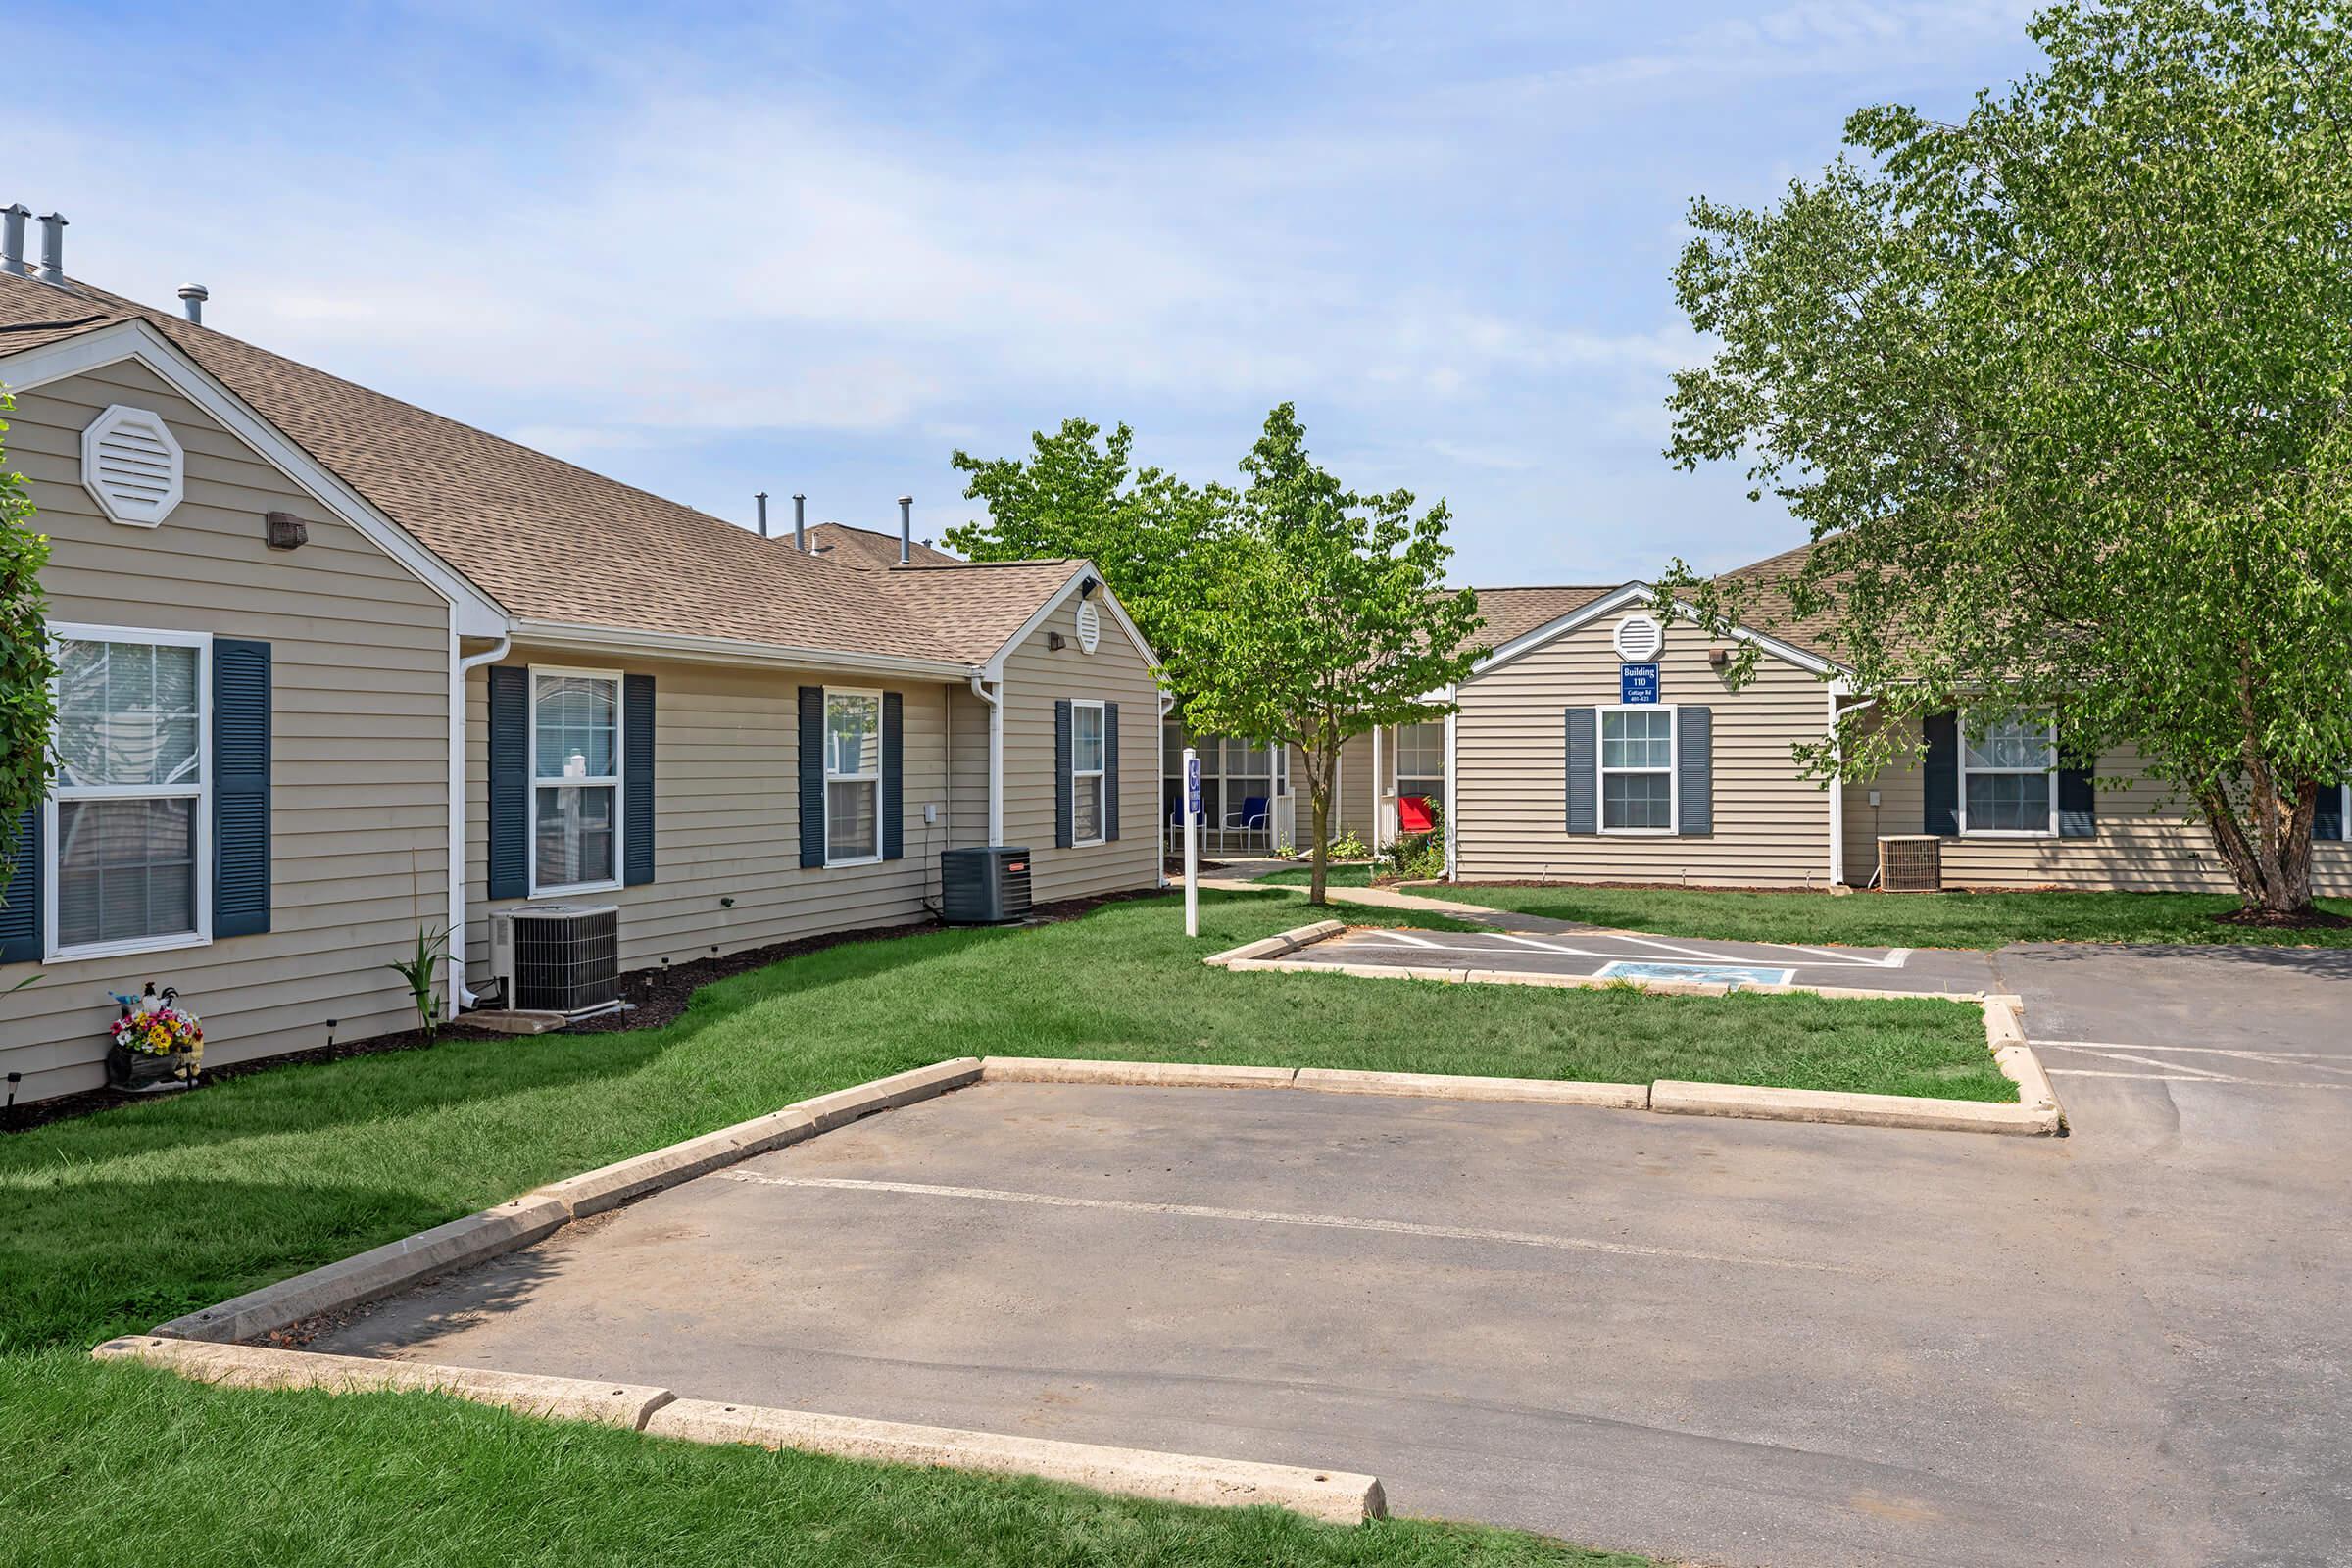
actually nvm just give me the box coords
[532,670,621,893]
[1959,712,2056,836]
[1396,721,1446,805]
[1599,707,1675,832]
[1072,701,1107,846]
[824,689,882,865]
[47,627,211,958]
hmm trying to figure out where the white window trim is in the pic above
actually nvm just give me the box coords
[1394,720,1446,802]
[1596,703,1679,837]
[44,623,215,962]
[1070,699,1108,848]
[528,665,625,897]
[823,685,884,868]
[1956,710,2059,840]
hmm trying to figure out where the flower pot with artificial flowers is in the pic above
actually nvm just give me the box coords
[105,982,204,1092]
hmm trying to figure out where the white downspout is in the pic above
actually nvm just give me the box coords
[1828,689,1876,889]
[968,671,1004,847]
[450,631,513,1011]
[1444,705,1459,882]
[1157,687,1175,887]
[1370,724,1384,853]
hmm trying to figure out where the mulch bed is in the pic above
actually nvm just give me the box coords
[3,887,1164,1136]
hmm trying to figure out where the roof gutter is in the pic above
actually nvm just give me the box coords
[508,619,973,680]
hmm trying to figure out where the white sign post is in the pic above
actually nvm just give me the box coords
[1183,747,1202,937]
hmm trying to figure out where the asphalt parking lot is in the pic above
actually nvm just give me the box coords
[1275,923,1998,995]
[293,930,2352,1568]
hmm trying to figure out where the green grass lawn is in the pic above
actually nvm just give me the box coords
[1255,865,2352,949]
[1,889,1991,1566]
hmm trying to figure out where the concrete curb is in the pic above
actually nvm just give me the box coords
[642,1397,1386,1524]
[1649,1079,2062,1137]
[791,1057,984,1131]
[1225,952,1967,1004]
[1202,919,1347,968]
[94,1334,674,1430]
[152,1194,570,1344]
[982,1057,1300,1090]
[1294,1067,1648,1108]
[533,1109,818,1219]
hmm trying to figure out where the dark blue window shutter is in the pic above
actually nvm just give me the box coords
[1054,700,1074,849]
[623,673,656,885]
[487,665,529,900]
[1104,702,1121,841]
[1922,712,1959,836]
[2057,763,2095,840]
[213,638,272,937]
[1564,708,1596,835]
[1677,706,1713,836]
[0,808,39,964]
[882,692,904,861]
[799,686,825,868]
[2316,784,2345,842]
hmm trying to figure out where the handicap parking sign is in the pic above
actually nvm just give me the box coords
[1185,755,1202,817]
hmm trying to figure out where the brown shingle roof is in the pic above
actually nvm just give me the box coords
[802,520,960,570]
[0,272,1070,668]
[1712,540,1847,663]
[1458,584,1621,650]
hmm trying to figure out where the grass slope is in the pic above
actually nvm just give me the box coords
[2,889,1990,1567]
[1255,867,2352,949]
[1,1352,1647,1568]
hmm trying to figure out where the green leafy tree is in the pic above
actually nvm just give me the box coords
[943,418,1232,660]
[1,392,57,912]
[1167,404,1482,906]
[1662,0,2352,923]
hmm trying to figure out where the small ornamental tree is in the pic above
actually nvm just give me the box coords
[1,392,58,910]
[1166,404,1483,906]
[1662,0,2352,924]
[943,418,1232,662]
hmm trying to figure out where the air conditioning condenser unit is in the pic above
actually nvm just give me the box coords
[489,903,622,1017]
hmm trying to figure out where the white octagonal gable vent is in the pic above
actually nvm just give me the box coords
[1612,612,1664,662]
[81,404,185,527]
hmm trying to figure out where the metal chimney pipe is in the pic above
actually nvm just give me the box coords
[35,213,66,286]
[898,496,913,566]
[755,491,769,538]
[793,493,808,552]
[0,206,28,277]
[176,284,209,325]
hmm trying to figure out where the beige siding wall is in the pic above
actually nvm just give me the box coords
[946,682,991,851]
[465,652,956,980]
[1454,616,1838,887]
[998,599,1162,902]
[1841,712,2352,893]
[0,358,453,1101]
[1292,731,1377,845]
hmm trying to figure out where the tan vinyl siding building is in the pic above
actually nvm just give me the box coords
[998,598,1161,902]
[463,652,956,979]
[1453,604,1839,888]
[1840,713,2352,894]
[0,359,457,1101]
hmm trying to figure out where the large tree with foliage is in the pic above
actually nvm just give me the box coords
[1166,404,1482,905]
[943,418,1232,661]
[1663,0,2352,923]
[1,393,57,911]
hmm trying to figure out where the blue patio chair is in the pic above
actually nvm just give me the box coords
[1225,794,1270,854]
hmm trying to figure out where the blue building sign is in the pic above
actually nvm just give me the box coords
[1619,662,1661,704]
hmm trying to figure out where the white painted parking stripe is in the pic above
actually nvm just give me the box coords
[717,1172,1858,1275]
[2036,1040,2351,1065]
[2047,1069,2352,1091]
[1376,929,1442,948]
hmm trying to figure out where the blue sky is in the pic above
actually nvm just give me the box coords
[14,1,2043,587]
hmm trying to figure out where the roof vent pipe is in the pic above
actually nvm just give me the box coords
[176,284,209,325]
[35,212,66,286]
[0,206,27,277]
[755,491,769,538]
[898,495,913,566]
[793,493,808,552]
